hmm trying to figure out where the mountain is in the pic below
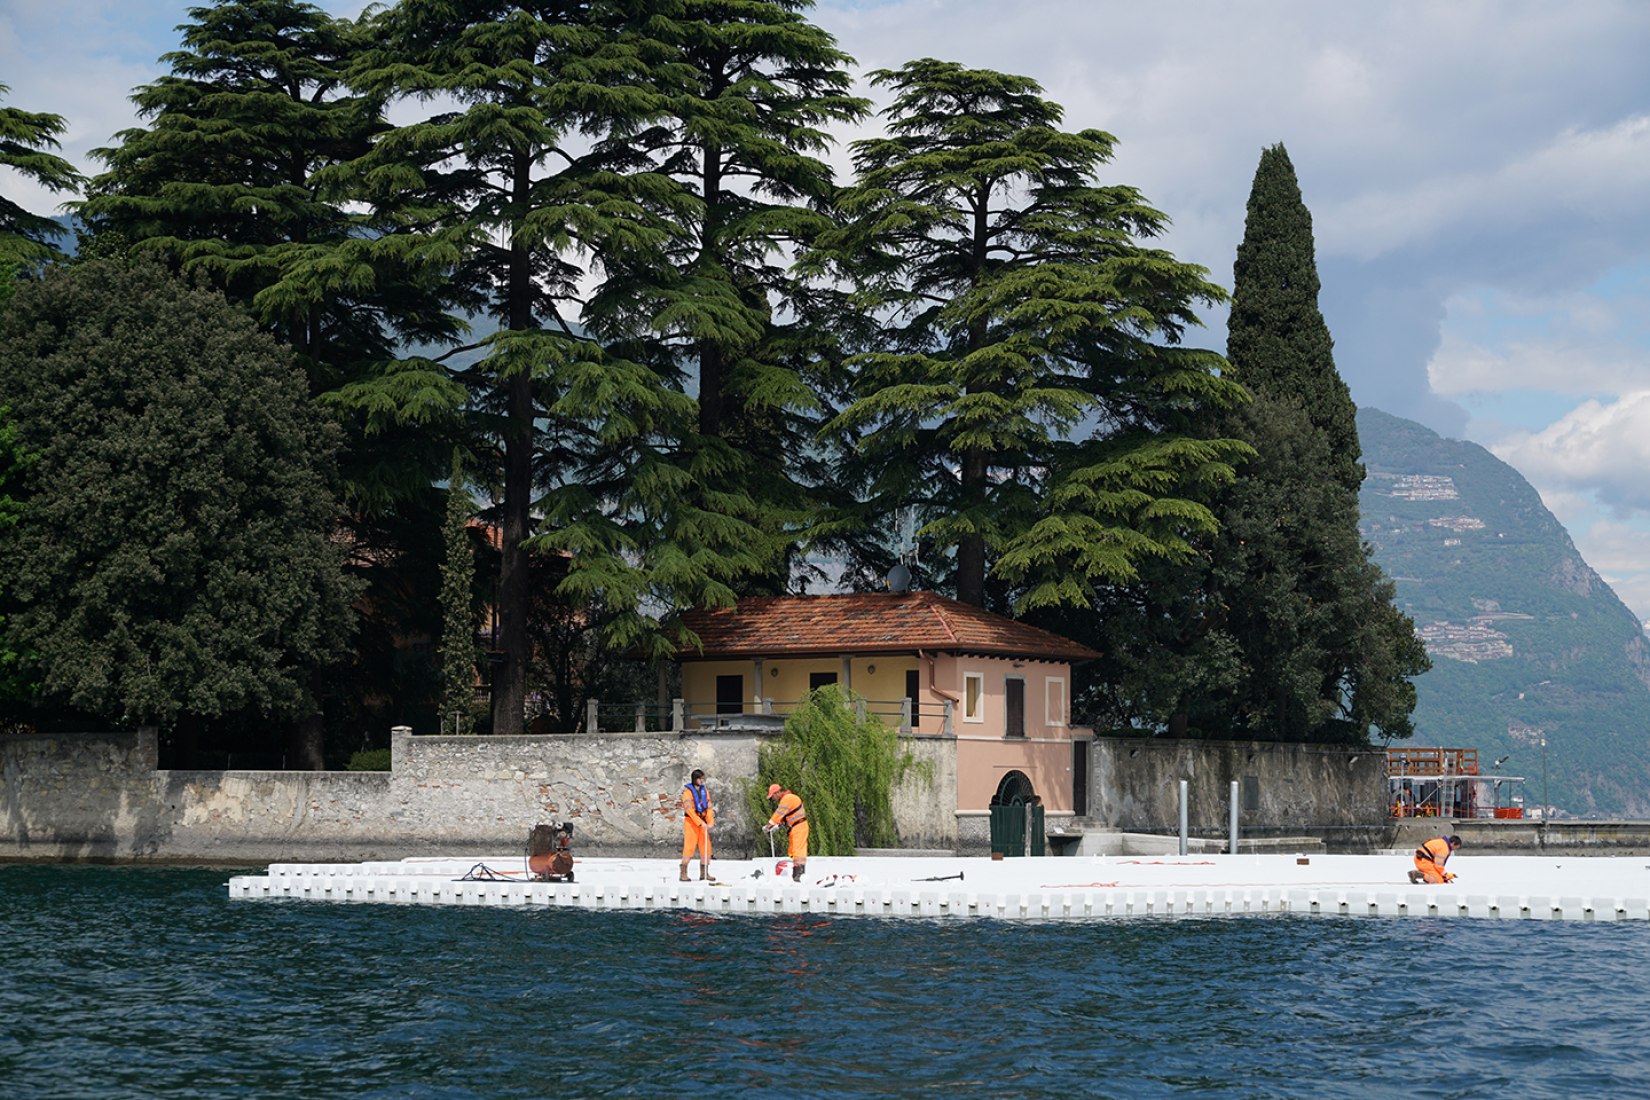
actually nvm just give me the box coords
[1357,407,1650,817]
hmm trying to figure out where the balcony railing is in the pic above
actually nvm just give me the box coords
[570,696,956,736]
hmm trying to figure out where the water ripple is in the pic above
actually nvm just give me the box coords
[5,867,1650,1098]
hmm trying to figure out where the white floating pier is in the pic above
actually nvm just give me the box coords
[226,852,1650,922]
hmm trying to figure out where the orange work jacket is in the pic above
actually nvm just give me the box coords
[681,783,714,828]
[769,791,806,830]
[1415,837,1453,866]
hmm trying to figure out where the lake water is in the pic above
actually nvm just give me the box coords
[3,865,1649,1098]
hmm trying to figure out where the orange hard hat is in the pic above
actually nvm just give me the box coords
[767,783,782,798]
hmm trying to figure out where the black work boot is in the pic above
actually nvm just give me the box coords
[792,863,805,883]
[679,862,690,882]
[700,863,711,881]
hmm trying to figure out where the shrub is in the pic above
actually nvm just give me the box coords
[346,748,392,772]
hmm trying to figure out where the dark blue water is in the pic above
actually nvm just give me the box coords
[3,867,1649,1098]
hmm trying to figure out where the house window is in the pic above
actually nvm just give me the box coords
[809,671,838,693]
[1047,677,1067,727]
[1005,677,1025,738]
[964,672,984,722]
[905,669,920,722]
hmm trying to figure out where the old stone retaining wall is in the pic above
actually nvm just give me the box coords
[1088,737,1390,847]
[4,728,1395,864]
[0,726,963,864]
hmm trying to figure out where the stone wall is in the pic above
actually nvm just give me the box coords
[3,728,1399,863]
[0,727,968,863]
[1088,737,1387,841]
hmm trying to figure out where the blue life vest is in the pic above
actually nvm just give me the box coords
[685,782,709,815]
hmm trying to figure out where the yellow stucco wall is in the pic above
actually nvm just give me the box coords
[681,649,1081,812]
[682,656,941,731]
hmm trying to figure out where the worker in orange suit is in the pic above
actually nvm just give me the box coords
[765,783,808,883]
[1409,834,1460,884]
[679,768,714,882]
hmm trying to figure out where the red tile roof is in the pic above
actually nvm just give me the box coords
[678,591,1100,662]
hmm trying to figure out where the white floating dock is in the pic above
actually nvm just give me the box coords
[226,852,1650,922]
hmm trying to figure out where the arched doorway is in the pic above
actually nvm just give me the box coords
[989,771,1044,857]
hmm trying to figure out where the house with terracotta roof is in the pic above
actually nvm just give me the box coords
[677,591,1099,845]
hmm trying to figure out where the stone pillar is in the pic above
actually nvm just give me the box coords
[390,725,411,773]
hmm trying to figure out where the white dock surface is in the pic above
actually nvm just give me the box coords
[227,852,1650,922]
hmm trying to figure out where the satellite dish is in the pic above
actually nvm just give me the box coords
[886,563,912,594]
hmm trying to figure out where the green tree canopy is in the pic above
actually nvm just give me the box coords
[0,258,359,742]
[0,83,84,265]
[79,0,463,509]
[1227,143,1361,494]
[543,0,868,653]
[1199,144,1427,743]
[816,59,1246,610]
[342,0,684,730]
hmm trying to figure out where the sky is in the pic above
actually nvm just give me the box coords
[4,0,1650,619]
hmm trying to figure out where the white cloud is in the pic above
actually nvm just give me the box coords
[1568,518,1650,623]
[1429,331,1650,397]
[1495,393,1650,515]
[1319,115,1650,265]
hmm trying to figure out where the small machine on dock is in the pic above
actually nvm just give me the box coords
[526,822,575,882]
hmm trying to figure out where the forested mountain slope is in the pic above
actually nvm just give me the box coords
[1358,407,1650,816]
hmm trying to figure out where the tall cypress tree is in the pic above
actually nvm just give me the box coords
[0,83,84,265]
[438,450,478,734]
[1226,143,1360,494]
[1205,143,1427,743]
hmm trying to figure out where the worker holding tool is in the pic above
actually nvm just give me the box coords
[764,783,808,883]
[1409,834,1461,884]
[680,769,714,882]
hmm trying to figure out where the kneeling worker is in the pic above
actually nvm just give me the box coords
[1409,834,1461,884]
[765,783,808,883]
[680,769,714,882]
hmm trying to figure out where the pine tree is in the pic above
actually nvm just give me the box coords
[77,0,458,389]
[1227,143,1361,494]
[546,0,868,654]
[818,60,1245,610]
[340,0,688,731]
[0,84,84,265]
[1204,144,1428,743]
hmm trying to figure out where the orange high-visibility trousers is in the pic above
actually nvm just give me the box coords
[1413,837,1455,883]
[1412,857,1451,883]
[787,820,809,863]
[682,820,710,863]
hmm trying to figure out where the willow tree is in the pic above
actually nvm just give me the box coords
[745,687,924,856]
[818,60,1246,611]
[0,83,83,265]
